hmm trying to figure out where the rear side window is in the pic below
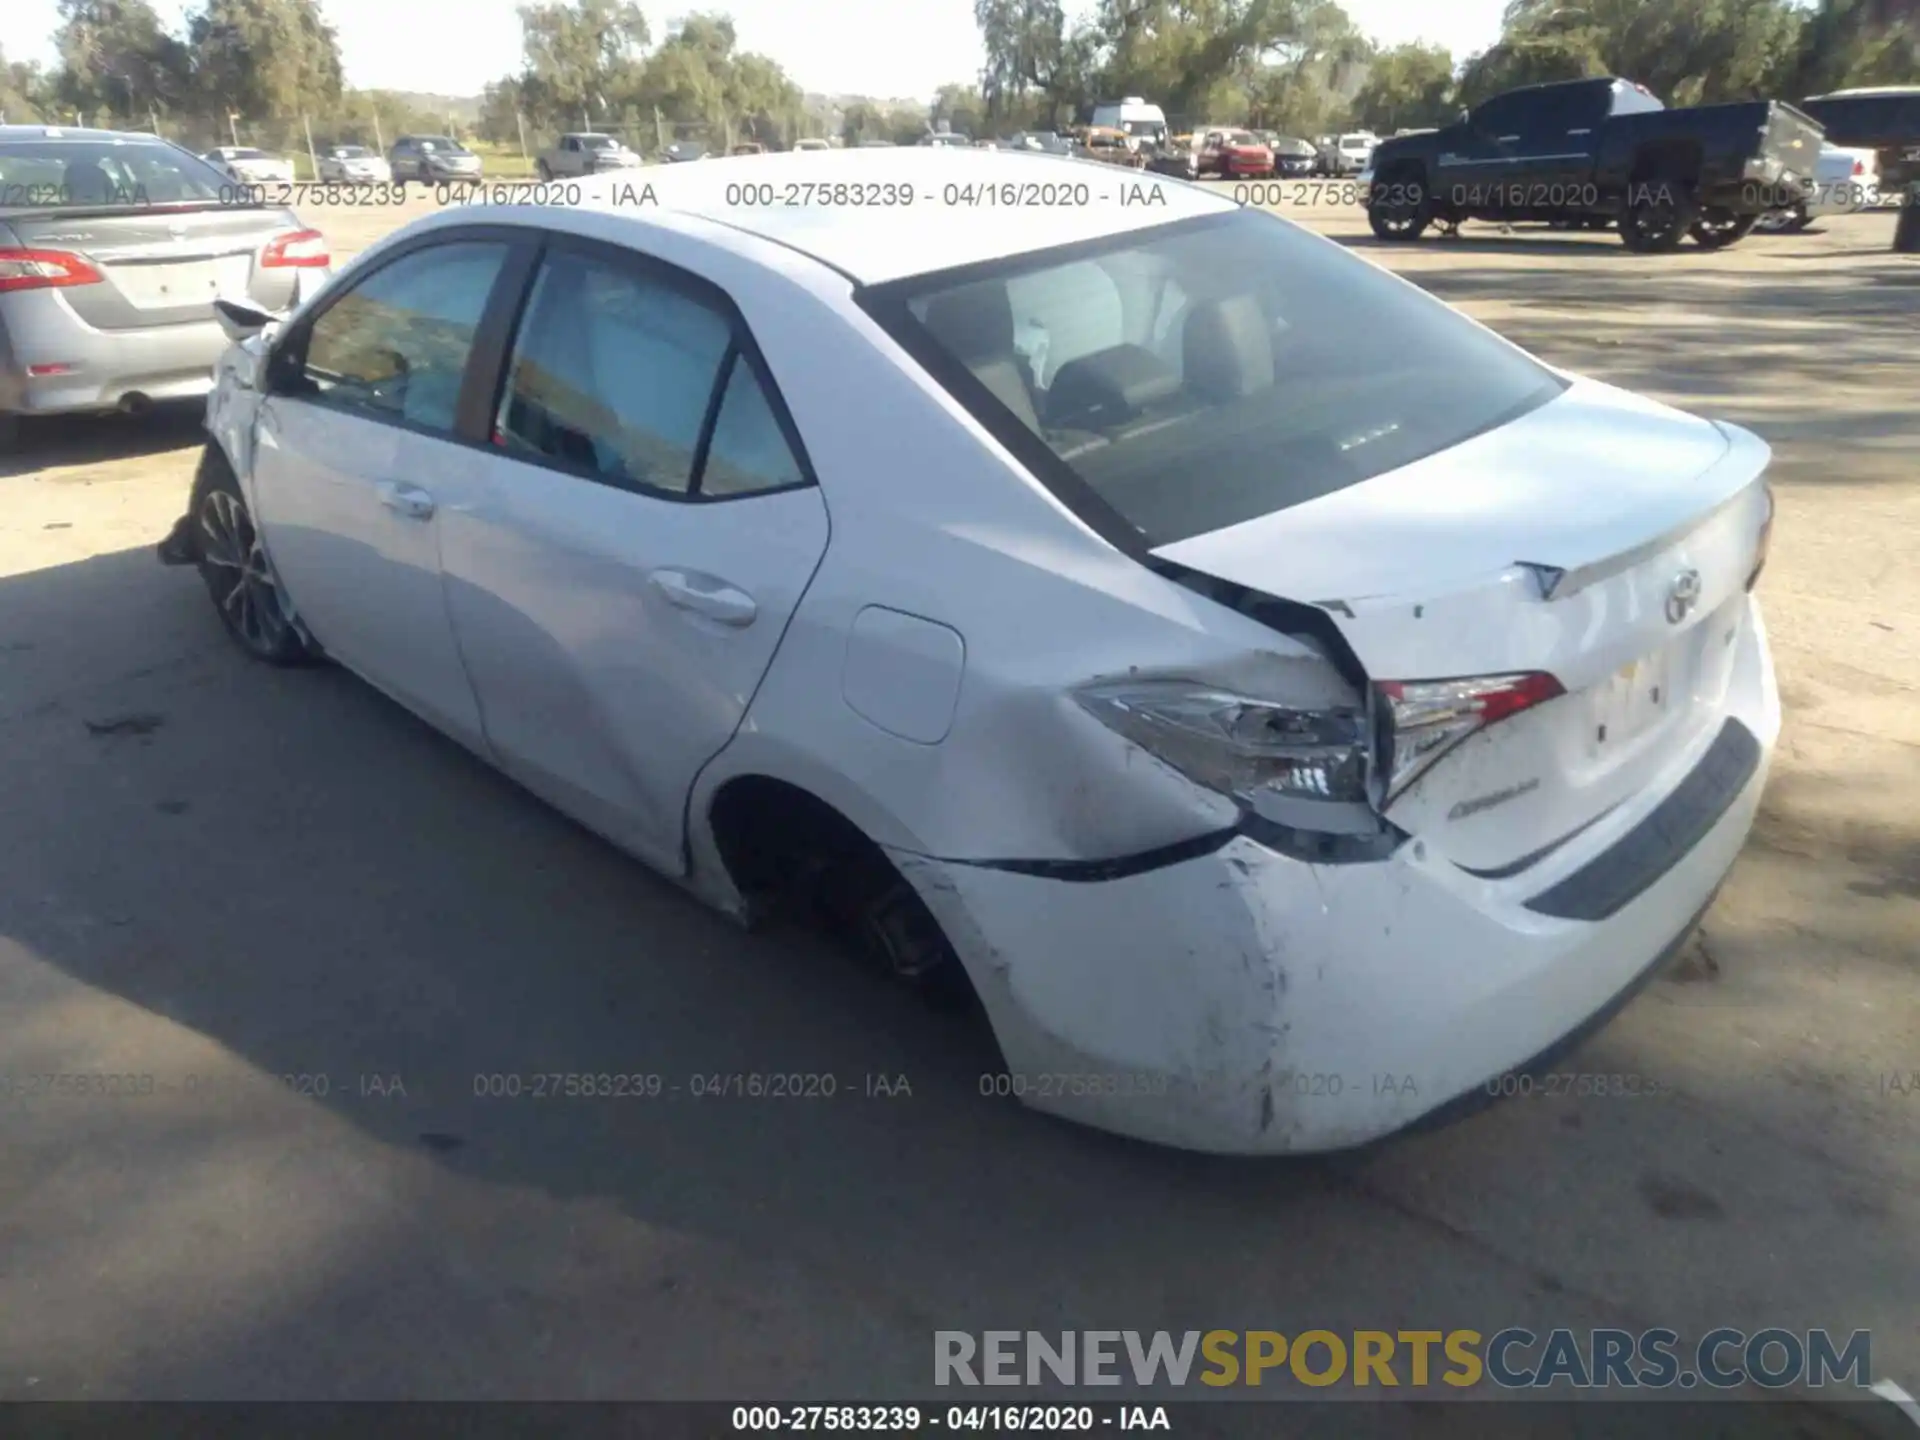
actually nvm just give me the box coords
[495,253,732,494]
[293,240,508,434]
[492,249,808,500]
[868,209,1564,547]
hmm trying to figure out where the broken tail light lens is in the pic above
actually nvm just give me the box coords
[1748,483,1774,590]
[0,248,104,293]
[1377,672,1565,800]
[1075,681,1373,807]
[260,229,331,268]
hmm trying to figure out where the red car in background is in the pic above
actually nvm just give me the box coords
[1198,128,1275,179]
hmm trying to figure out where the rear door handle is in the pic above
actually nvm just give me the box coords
[649,568,757,627]
[377,482,436,520]
[1496,134,1521,144]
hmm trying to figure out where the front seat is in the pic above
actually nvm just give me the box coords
[919,282,1043,432]
[1182,293,1275,402]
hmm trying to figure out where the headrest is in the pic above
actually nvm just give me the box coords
[920,282,1015,363]
[1182,295,1275,400]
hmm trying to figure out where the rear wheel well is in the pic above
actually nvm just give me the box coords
[706,775,979,1008]
[709,775,882,912]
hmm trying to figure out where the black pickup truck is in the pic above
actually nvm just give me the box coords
[1364,76,1825,251]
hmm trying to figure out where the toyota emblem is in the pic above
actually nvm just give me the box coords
[1665,569,1702,624]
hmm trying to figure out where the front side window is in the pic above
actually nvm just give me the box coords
[493,253,733,495]
[290,240,508,433]
[872,209,1564,547]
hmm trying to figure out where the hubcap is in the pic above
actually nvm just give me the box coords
[199,489,289,653]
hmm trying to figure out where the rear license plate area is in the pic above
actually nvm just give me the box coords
[1590,644,1679,754]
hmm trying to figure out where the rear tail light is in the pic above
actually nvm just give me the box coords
[1748,484,1774,591]
[1376,672,1565,799]
[1075,680,1373,808]
[0,248,104,293]
[260,229,330,268]
[1853,158,1867,176]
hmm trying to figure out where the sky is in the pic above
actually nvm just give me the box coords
[13,0,1512,103]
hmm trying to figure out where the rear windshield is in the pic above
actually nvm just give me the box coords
[865,209,1565,547]
[0,140,230,209]
[332,146,371,157]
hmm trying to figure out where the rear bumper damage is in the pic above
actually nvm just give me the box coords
[892,600,1780,1156]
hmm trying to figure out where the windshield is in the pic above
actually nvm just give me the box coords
[1123,120,1164,137]
[580,135,617,149]
[1228,131,1259,146]
[418,137,465,152]
[865,209,1565,546]
[332,146,371,158]
[0,140,231,209]
[227,148,270,160]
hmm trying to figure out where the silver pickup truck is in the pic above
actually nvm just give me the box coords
[536,133,643,179]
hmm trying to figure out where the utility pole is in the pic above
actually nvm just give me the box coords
[515,109,528,163]
[302,111,318,179]
[228,110,239,145]
[373,111,384,152]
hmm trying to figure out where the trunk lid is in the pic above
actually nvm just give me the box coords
[1154,378,1774,872]
[3,204,308,330]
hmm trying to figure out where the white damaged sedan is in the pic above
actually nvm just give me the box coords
[161,150,1779,1154]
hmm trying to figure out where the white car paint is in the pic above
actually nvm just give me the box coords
[198,149,1780,1154]
[1759,143,1880,228]
[205,147,297,186]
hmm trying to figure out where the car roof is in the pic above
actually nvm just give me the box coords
[569,148,1236,286]
[1811,86,1920,98]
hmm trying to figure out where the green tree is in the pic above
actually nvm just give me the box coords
[0,49,59,123]
[974,0,1099,127]
[1349,42,1454,132]
[188,0,343,129]
[53,0,192,121]
[515,0,648,128]
[932,81,988,136]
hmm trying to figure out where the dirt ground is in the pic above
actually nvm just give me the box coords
[0,186,1914,1425]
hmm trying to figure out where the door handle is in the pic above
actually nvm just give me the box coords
[377,481,436,520]
[649,568,758,627]
[1567,128,1592,136]
[1495,134,1521,143]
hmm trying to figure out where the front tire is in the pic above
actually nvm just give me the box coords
[1367,172,1432,241]
[536,160,552,181]
[189,447,314,666]
[0,410,19,454]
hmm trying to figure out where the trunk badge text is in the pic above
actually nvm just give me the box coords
[1448,777,1541,823]
[1665,569,1702,624]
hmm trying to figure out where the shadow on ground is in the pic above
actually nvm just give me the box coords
[0,538,1912,1429]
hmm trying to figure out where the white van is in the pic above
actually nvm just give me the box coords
[1089,97,1169,151]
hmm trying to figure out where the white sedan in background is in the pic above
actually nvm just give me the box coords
[158,150,1779,1154]
[203,145,297,186]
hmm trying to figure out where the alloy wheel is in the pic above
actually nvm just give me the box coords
[198,488,292,656]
